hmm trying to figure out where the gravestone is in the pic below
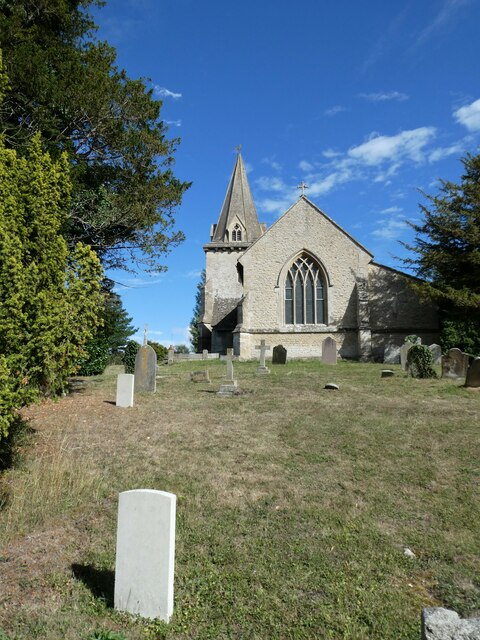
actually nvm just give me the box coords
[441,348,469,379]
[202,349,208,360]
[255,340,271,375]
[324,382,339,390]
[167,346,175,365]
[400,342,413,371]
[383,344,400,364]
[428,343,442,365]
[134,345,157,392]
[465,357,480,388]
[115,489,176,622]
[190,370,210,383]
[225,347,234,381]
[272,344,287,365]
[321,337,337,365]
[116,374,134,407]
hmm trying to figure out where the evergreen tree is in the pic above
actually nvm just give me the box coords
[97,280,137,354]
[189,270,205,352]
[404,153,480,353]
[0,0,190,271]
[0,130,103,438]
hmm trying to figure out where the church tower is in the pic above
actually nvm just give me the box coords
[199,151,265,354]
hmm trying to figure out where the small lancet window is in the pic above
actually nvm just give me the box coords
[232,224,242,242]
[284,254,325,325]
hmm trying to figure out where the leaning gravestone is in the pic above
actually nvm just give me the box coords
[272,344,287,365]
[428,343,442,365]
[400,342,413,371]
[322,337,337,365]
[441,348,469,379]
[465,357,480,388]
[115,489,176,622]
[383,344,400,364]
[134,345,157,392]
[190,370,210,383]
[116,374,134,407]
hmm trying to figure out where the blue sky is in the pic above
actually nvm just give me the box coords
[94,0,480,348]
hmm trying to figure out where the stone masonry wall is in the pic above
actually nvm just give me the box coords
[238,198,372,335]
[203,248,244,327]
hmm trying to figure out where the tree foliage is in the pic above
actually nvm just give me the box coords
[0,132,103,438]
[190,269,205,352]
[122,340,140,374]
[0,0,190,271]
[404,153,480,353]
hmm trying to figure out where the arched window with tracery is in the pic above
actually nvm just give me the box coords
[284,254,325,324]
[232,224,242,242]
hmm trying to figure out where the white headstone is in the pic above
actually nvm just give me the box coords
[428,343,442,365]
[116,374,134,407]
[202,349,208,360]
[115,489,176,622]
[255,339,271,374]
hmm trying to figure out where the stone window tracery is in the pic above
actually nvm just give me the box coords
[284,254,325,324]
[232,224,242,242]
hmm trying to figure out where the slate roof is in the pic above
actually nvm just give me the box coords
[212,152,263,243]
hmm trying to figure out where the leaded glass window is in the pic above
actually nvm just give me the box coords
[232,224,242,241]
[284,255,326,324]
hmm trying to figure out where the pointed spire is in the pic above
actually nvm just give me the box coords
[212,150,262,243]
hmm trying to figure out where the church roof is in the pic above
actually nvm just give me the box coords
[212,151,263,243]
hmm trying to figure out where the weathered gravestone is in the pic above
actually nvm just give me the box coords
[321,337,337,365]
[465,357,480,388]
[383,344,400,364]
[116,374,134,407]
[400,342,413,371]
[255,340,271,375]
[202,349,208,360]
[421,607,480,640]
[381,370,395,378]
[167,346,175,365]
[272,344,287,365]
[217,348,238,396]
[190,370,210,383]
[441,348,469,379]
[115,489,176,622]
[429,343,442,365]
[134,345,157,392]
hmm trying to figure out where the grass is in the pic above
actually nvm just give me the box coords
[0,360,479,639]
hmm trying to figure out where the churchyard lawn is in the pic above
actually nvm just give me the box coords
[0,361,479,639]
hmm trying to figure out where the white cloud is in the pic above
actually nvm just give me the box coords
[324,105,346,117]
[184,270,203,278]
[372,216,408,240]
[262,157,282,172]
[413,0,471,48]
[256,176,288,192]
[429,140,465,162]
[358,91,409,102]
[322,148,341,159]
[165,119,182,127]
[244,161,254,174]
[348,127,436,166]
[154,86,182,100]
[299,160,314,172]
[258,196,295,216]
[380,206,403,214]
[453,98,480,132]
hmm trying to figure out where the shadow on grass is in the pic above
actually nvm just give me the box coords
[0,416,35,473]
[71,563,115,607]
[103,401,116,406]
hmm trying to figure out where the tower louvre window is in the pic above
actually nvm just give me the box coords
[284,254,325,325]
[232,224,242,242]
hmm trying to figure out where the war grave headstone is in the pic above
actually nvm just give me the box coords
[190,370,210,383]
[134,330,157,393]
[465,357,480,388]
[441,348,469,379]
[428,343,442,365]
[321,337,337,365]
[116,374,134,407]
[255,340,271,375]
[272,344,287,365]
[167,346,175,365]
[114,489,176,622]
[383,344,400,364]
[217,348,238,396]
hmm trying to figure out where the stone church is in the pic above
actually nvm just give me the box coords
[198,152,439,360]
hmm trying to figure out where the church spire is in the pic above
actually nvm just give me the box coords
[212,150,262,243]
